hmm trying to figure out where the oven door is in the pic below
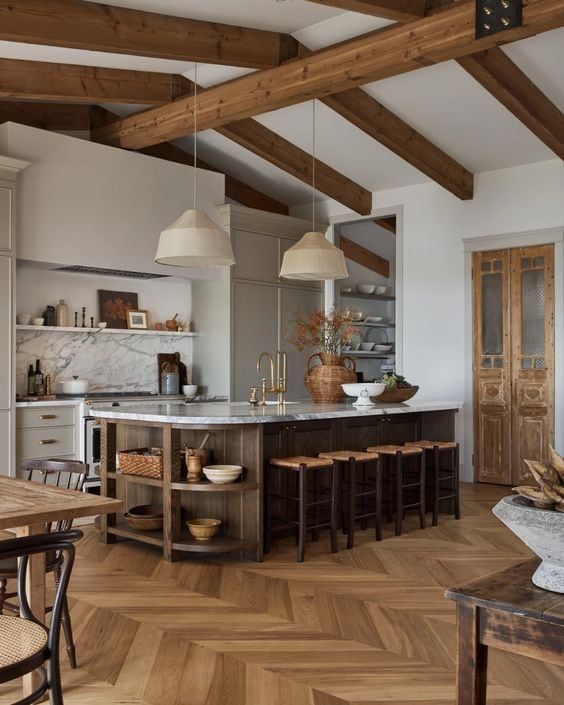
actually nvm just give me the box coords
[83,417,101,493]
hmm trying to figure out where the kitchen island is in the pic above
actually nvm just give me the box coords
[92,400,462,562]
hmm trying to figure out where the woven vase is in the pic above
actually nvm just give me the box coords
[304,352,356,403]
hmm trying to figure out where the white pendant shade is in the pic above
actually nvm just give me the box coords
[155,209,235,267]
[279,231,349,281]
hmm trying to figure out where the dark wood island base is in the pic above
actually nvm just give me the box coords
[94,402,460,562]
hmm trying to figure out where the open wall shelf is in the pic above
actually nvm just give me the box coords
[16,324,198,337]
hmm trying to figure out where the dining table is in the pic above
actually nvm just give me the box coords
[0,476,123,699]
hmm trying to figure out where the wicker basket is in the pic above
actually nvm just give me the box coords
[375,386,419,403]
[304,353,356,403]
[119,448,163,479]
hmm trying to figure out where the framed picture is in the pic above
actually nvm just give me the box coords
[98,290,139,329]
[127,309,149,330]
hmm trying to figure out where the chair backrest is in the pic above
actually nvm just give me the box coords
[0,529,83,677]
[19,459,89,531]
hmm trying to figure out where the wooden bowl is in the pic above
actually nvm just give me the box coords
[127,504,163,519]
[375,386,419,403]
[124,513,163,531]
[186,518,222,541]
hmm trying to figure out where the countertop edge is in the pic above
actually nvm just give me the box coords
[90,401,463,425]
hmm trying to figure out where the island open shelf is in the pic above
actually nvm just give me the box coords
[93,399,461,563]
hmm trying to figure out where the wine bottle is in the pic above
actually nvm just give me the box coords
[34,360,42,396]
[27,364,35,395]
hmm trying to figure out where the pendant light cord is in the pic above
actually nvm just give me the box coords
[312,99,316,233]
[193,62,198,211]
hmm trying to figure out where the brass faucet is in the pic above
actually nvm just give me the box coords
[256,350,287,404]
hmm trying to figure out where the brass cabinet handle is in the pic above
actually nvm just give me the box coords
[39,439,56,445]
[39,414,57,420]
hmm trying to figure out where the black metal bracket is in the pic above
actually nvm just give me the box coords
[475,0,522,39]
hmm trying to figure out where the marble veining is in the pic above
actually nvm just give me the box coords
[16,329,193,395]
[91,399,463,425]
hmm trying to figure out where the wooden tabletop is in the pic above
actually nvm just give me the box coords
[445,558,564,626]
[0,477,123,530]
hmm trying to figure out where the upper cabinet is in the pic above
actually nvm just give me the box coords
[0,186,11,251]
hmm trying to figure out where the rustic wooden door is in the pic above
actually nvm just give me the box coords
[473,250,512,484]
[473,245,554,485]
[509,245,554,483]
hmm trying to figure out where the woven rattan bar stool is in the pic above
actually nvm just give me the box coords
[405,440,460,525]
[366,444,425,536]
[318,450,381,548]
[265,456,338,562]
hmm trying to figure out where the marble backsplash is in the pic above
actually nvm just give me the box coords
[16,330,193,394]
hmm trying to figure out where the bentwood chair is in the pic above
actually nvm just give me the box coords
[0,459,88,669]
[0,529,83,705]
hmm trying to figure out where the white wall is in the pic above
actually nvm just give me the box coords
[0,123,225,280]
[291,159,564,481]
[16,266,192,328]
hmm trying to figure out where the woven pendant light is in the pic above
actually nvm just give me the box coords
[279,100,348,281]
[155,63,234,268]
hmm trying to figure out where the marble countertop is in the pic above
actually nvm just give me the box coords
[90,399,463,425]
[16,399,84,408]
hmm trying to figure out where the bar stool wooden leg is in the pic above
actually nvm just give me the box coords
[330,461,338,554]
[360,463,368,531]
[347,458,357,549]
[433,446,440,527]
[454,445,461,520]
[264,463,271,555]
[312,471,319,542]
[419,451,426,530]
[297,465,307,562]
[375,458,383,542]
[395,451,403,537]
[386,459,393,524]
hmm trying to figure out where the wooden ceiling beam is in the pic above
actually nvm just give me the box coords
[305,0,425,22]
[0,57,190,105]
[340,236,390,277]
[322,89,473,199]
[0,101,91,130]
[458,48,564,160]
[374,216,396,234]
[91,0,564,150]
[89,106,289,216]
[216,119,372,215]
[0,0,295,69]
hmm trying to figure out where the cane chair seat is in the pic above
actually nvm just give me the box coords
[0,615,48,668]
[269,456,334,470]
[319,450,379,463]
[405,440,457,450]
[367,444,423,456]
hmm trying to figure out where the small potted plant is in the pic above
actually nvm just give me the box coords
[287,307,358,402]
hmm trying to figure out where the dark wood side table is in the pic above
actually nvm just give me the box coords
[445,558,564,705]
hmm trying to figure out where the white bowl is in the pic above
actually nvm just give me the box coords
[376,286,388,295]
[203,465,242,484]
[341,383,386,407]
[97,322,107,329]
[17,313,31,325]
[374,344,393,353]
[31,317,44,326]
[359,342,374,351]
[183,384,198,399]
[356,284,376,295]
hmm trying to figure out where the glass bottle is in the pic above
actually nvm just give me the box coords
[56,299,69,327]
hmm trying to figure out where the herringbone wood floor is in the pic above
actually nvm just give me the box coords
[1,483,562,704]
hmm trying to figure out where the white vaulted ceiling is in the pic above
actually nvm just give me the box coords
[0,1,562,208]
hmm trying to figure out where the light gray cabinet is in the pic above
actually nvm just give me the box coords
[0,158,28,476]
[192,205,327,402]
[0,255,11,410]
[232,282,279,401]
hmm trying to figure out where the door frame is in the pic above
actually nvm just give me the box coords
[326,205,404,373]
[463,227,564,482]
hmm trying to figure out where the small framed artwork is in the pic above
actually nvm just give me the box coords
[98,290,139,329]
[127,309,149,330]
